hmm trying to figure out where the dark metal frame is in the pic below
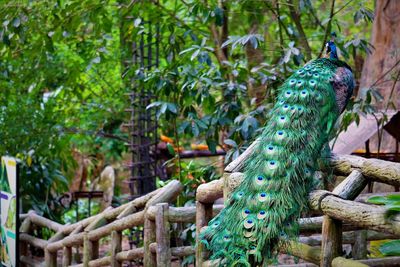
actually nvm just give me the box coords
[126,19,160,200]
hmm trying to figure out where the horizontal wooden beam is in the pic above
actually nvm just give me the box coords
[20,233,48,249]
[331,154,400,186]
[116,248,144,261]
[196,179,223,203]
[309,190,400,235]
[47,211,145,252]
[147,205,223,223]
[20,256,43,267]
[149,243,195,257]
[300,230,398,246]
[61,187,161,234]
[28,211,62,232]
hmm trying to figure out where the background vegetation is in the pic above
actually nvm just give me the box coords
[0,0,376,222]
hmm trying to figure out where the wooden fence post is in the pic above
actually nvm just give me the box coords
[352,230,368,259]
[155,203,171,267]
[44,249,57,267]
[320,216,343,267]
[20,217,31,267]
[111,230,122,267]
[320,170,367,267]
[196,201,213,267]
[144,215,157,267]
[83,232,93,266]
[62,246,72,267]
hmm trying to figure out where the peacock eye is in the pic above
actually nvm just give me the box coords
[257,210,267,219]
[289,79,296,86]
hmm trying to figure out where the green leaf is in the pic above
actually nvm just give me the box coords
[191,123,199,137]
[387,202,400,212]
[206,139,217,153]
[166,143,176,156]
[367,196,388,205]
[387,195,400,201]
[224,139,237,147]
[214,7,224,26]
[379,240,400,256]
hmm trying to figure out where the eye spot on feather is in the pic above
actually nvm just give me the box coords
[276,130,285,140]
[285,90,292,97]
[212,221,220,228]
[280,231,287,238]
[235,191,245,200]
[242,209,251,218]
[307,71,313,77]
[288,79,296,86]
[300,90,308,98]
[258,192,268,202]
[257,210,267,219]
[313,73,320,78]
[244,219,254,229]
[309,80,316,87]
[282,104,290,112]
[296,80,304,87]
[249,245,257,254]
[266,145,275,155]
[297,107,303,111]
[279,100,285,105]
[256,175,265,185]
[304,65,312,70]
[267,160,278,170]
[223,235,231,242]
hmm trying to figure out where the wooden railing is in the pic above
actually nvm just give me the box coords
[19,180,183,267]
[195,152,400,267]
[19,153,400,267]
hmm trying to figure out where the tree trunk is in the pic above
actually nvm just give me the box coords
[359,0,400,109]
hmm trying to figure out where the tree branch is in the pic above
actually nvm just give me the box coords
[318,0,336,58]
[288,0,312,61]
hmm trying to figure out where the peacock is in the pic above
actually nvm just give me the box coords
[200,34,355,266]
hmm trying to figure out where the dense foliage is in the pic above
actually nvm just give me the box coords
[0,0,375,219]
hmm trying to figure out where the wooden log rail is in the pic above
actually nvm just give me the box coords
[196,153,400,267]
[19,180,183,267]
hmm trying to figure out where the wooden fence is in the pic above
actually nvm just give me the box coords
[18,152,400,266]
[19,180,184,267]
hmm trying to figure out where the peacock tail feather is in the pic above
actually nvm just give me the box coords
[200,58,354,266]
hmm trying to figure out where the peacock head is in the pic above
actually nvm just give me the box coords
[326,32,338,60]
